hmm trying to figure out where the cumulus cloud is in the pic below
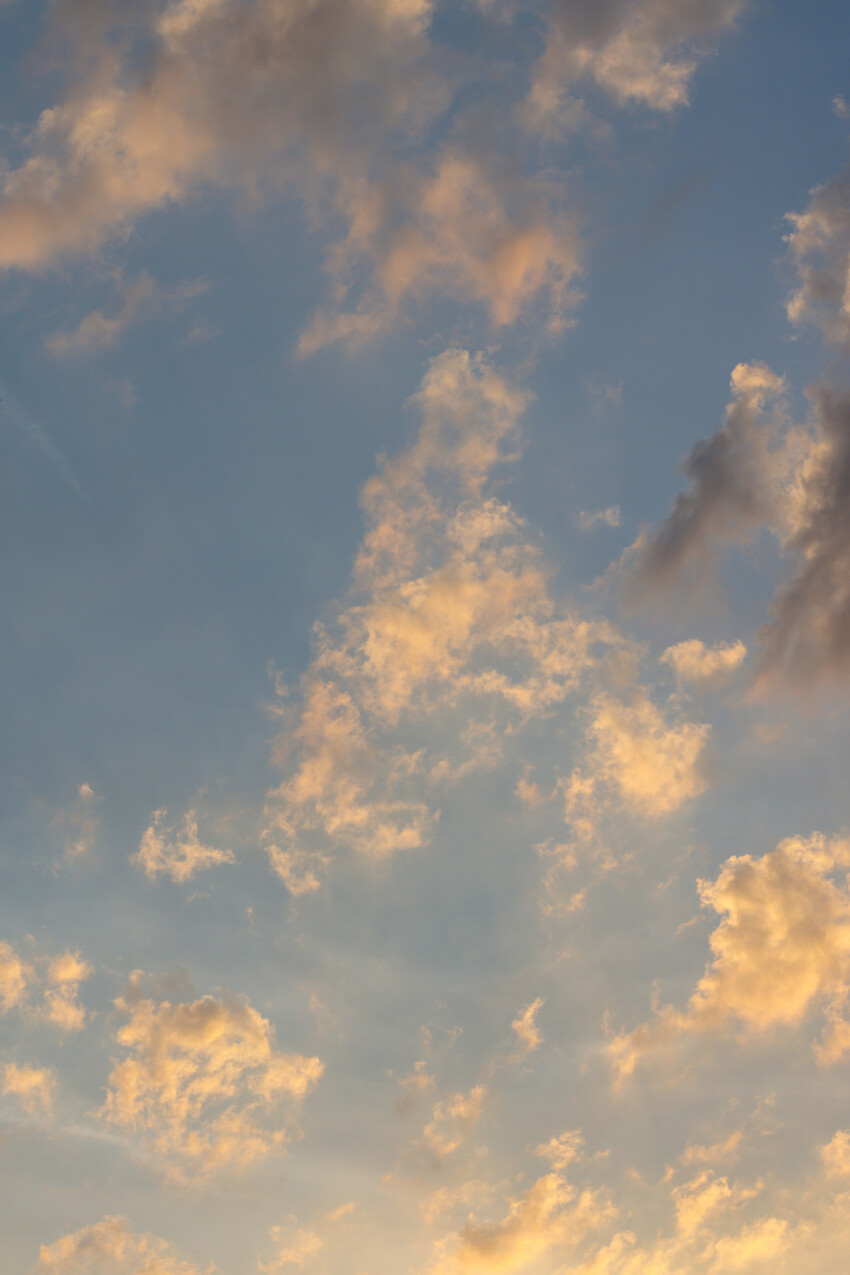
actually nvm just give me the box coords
[822,1130,850,1177]
[660,638,747,686]
[428,1171,612,1274]
[101,979,323,1180]
[37,1215,206,1274]
[299,150,583,352]
[608,833,850,1080]
[263,349,620,886]
[0,940,31,1013]
[584,689,709,817]
[0,0,442,272]
[133,808,235,884]
[2,1062,56,1118]
[0,940,91,1030]
[39,950,94,1032]
[420,1083,487,1162]
[525,0,749,133]
[786,166,850,348]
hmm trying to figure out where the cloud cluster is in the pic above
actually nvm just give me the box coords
[0,940,92,1031]
[608,832,850,1080]
[526,0,749,132]
[2,1062,56,1118]
[626,355,850,687]
[37,1215,205,1274]
[133,808,235,884]
[428,1171,612,1274]
[263,349,621,886]
[0,0,442,272]
[101,979,323,1179]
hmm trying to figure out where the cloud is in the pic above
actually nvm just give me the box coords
[535,1129,585,1172]
[0,940,91,1030]
[39,950,93,1032]
[420,1084,487,1162]
[46,272,207,355]
[660,639,747,687]
[36,1215,207,1274]
[580,507,621,531]
[785,166,850,348]
[54,782,100,859]
[511,997,544,1057]
[2,1062,56,1118]
[608,833,850,1080]
[0,940,31,1013]
[298,149,583,352]
[584,689,709,817]
[133,808,235,884]
[263,349,620,885]
[623,362,788,598]
[822,1130,850,1177]
[0,0,442,272]
[525,0,749,133]
[428,1171,612,1274]
[101,979,323,1180]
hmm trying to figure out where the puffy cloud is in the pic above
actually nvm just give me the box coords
[428,1171,612,1274]
[101,981,323,1180]
[526,0,749,132]
[2,1062,56,1118]
[608,833,850,1080]
[264,350,619,884]
[660,639,747,687]
[822,1130,850,1177]
[298,150,582,352]
[535,1129,585,1172]
[785,166,850,348]
[133,808,235,884]
[421,1084,487,1162]
[584,690,709,817]
[0,941,91,1030]
[511,997,544,1056]
[580,507,621,531]
[36,1215,206,1274]
[0,0,441,271]
[39,950,93,1032]
[0,940,31,1013]
[258,1227,323,1272]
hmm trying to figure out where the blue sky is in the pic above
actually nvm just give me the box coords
[2,2,850,1272]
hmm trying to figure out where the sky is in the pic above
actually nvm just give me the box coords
[2,0,850,1271]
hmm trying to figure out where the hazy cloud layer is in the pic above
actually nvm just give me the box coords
[37,1216,206,1274]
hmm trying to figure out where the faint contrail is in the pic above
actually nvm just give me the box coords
[0,377,86,498]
